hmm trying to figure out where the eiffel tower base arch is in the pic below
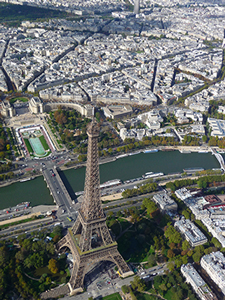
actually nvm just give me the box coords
[57,231,133,296]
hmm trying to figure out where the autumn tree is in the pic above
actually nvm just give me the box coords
[167,249,175,259]
[48,258,58,274]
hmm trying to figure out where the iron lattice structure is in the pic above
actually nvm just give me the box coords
[57,119,133,295]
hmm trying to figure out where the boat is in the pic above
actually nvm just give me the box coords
[129,151,141,156]
[20,177,33,183]
[198,150,208,153]
[144,172,153,177]
[100,179,122,189]
[179,150,191,154]
[145,172,164,179]
[116,154,128,159]
[75,191,83,196]
[183,167,204,173]
[143,149,158,153]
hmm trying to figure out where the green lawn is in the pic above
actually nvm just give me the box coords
[33,266,68,285]
[39,135,50,151]
[102,293,122,300]
[24,138,33,153]
[10,97,28,103]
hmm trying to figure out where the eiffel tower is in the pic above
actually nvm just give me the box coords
[57,119,133,295]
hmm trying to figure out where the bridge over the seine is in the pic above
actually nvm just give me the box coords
[42,167,79,222]
[211,148,225,171]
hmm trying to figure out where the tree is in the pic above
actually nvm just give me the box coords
[24,256,33,269]
[167,249,175,259]
[194,245,205,255]
[174,288,184,300]
[167,262,175,272]
[131,276,146,292]
[153,236,160,251]
[187,250,193,257]
[182,209,190,219]
[197,179,207,189]
[53,235,60,243]
[169,243,176,250]
[142,198,158,215]
[192,252,202,263]
[107,211,114,218]
[78,154,87,162]
[121,285,129,294]
[108,148,113,155]
[52,225,62,238]
[95,112,101,122]
[165,224,182,244]
[130,291,137,300]
[148,254,156,267]
[159,283,167,292]
[182,240,190,251]
[48,258,58,274]
[45,277,52,285]
[202,135,207,143]
[116,211,123,218]
[175,257,183,268]
[15,250,25,261]
[211,237,222,249]
[182,255,188,265]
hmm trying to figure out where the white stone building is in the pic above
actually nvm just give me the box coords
[181,263,218,300]
[175,217,207,247]
[201,252,225,295]
[153,192,177,212]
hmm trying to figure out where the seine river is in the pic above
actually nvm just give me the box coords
[0,151,221,210]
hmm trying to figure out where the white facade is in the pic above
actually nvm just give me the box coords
[181,263,217,300]
[201,252,225,295]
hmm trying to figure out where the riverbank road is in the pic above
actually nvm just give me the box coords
[0,216,55,240]
[0,212,41,226]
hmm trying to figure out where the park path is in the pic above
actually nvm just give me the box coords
[24,272,40,281]
[116,222,133,240]
[142,290,167,300]
[116,213,143,240]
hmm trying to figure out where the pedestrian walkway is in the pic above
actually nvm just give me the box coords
[41,284,70,299]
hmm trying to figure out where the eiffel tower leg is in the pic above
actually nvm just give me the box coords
[79,225,92,252]
[71,215,81,235]
[68,257,86,295]
[56,236,69,251]
[109,248,134,278]
[100,224,113,245]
